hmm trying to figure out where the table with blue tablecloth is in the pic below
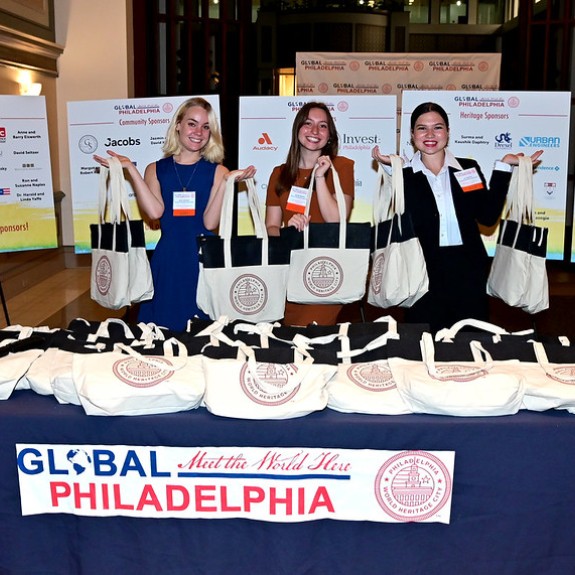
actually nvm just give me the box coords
[1,390,574,575]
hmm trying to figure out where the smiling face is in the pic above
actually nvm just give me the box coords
[411,111,449,158]
[297,107,330,153]
[176,105,211,153]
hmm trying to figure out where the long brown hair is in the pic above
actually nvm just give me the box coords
[276,102,339,195]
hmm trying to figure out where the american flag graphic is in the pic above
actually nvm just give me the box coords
[0,188,11,195]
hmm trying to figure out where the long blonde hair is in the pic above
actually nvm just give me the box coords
[162,97,225,163]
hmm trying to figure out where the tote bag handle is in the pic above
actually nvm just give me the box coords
[302,163,347,249]
[533,341,575,384]
[219,174,269,267]
[114,337,188,372]
[505,156,534,224]
[420,332,493,381]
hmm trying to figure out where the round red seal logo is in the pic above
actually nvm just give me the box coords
[374,451,452,521]
[239,363,300,405]
[230,274,268,315]
[347,363,395,392]
[95,255,112,295]
[337,101,349,112]
[349,61,360,72]
[430,365,488,382]
[303,257,343,297]
[370,253,385,295]
[507,97,520,108]
[446,84,456,90]
[547,366,575,385]
[478,61,489,72]
[382,84,392,94]
[112,356,173,388]
[318,83,329,93]
[413,61,424,72]
[162,103,173,114]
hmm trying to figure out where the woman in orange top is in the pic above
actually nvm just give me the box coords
[265,101,355,326]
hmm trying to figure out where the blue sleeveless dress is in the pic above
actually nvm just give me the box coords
[138,156,216,331]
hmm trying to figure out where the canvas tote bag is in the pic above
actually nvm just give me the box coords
[90,156,153,309]
[389,332,525,417]
[197,174,290,322]
[202,335,336,420]
[487,156,549,314]
[325,319,412,415]
[286,165,371,304]
[73,337,204,416]
[368,157,429,308]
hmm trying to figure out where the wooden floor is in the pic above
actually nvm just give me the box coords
[1,261,575,339]
[0,267,125,330]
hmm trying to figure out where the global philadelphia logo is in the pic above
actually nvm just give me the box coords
[66,449,93,475]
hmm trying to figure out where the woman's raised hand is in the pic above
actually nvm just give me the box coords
[93,149,135,169]
[371,145,393,166]
[501,150,543,168]
[314,155,332,178]
[226,165,257,182]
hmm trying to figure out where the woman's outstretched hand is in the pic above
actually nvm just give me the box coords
[226,165,257,182]
[371,146,394,166]
[501,150,543,168]
[93,149,135,169]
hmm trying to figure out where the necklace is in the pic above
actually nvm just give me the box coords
[172,156,200,191]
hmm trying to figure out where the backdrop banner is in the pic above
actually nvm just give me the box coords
[68,95,220,253]
[296,53,501,99]
[0,96,57,253]
[17,443,455,524]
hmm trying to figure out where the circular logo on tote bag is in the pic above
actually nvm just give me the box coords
[230,274,268,315]
[547,365,575,385]
[304,257,343,297]
[95,255,112,295]
[374,451,452,522]
[347,363,396,392]
[430,365,488,382]
[113,357,173,388]
[370,253,385,295]
[240,362,300,406]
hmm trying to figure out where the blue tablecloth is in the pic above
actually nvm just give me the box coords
[1,390,575,575]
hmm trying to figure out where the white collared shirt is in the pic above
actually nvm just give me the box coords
[409,149,463,247]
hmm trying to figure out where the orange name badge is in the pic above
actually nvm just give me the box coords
[173,191,196,216]
[286,185,309,214]
[454,168,484,192]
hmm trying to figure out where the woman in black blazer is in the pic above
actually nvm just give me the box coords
[372,101,542,332]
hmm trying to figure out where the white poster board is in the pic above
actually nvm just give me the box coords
[238,95,397,231]
[68,95,220,253]
[400,91,571,260]
[0,96,57,252]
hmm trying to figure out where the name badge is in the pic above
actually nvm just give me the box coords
[454,168,484,192]
[286,185,309,214]
[173,191,196,216]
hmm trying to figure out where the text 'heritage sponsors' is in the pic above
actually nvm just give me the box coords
[16,444,455,524]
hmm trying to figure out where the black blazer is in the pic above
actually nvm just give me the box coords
[402,157,512,279]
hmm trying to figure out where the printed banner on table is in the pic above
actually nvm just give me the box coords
[238,95,397,232]
[0,96,57,253]
[68,95,220,253]
[17,444,455,524]
[296,53,501,99]
[400,90,571,260]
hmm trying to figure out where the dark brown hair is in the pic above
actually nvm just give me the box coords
[276,102,339,195]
